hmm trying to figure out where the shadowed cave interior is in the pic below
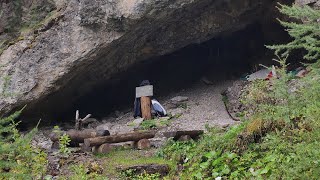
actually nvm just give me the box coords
[20,22,293,127]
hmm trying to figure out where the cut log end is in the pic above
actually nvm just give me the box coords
[92,143,113,154]
[135,139,151,150]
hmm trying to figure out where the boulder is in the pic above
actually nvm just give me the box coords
[130,118,144,129]
[0,0,291,124]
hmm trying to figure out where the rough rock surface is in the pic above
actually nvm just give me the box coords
[224,80,248,118]
[0,0,287,123]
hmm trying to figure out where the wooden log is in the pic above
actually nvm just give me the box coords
[135,139,151,150]
[141,96,152,120]
[163,130,204,140]
[118,164,170,177]
[92,143,113,154]
[83,131,156,148]
[50,129,110,143]
[110,141,135,150]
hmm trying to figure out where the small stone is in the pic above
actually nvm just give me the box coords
[51,141,60,149]
[168,108,185,117]
[83,118,100,129]
[170,96,189,104]
[222,124,230,128]
[178,135,191,141]
[150,137,167,148]
[130,118,144,128]
[96,123,112,131]
[96,129,110,136]
[136,139,151,150]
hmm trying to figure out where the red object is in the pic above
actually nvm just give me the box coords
[265,71,273,80]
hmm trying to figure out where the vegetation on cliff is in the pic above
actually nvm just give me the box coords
[0,0,56,55]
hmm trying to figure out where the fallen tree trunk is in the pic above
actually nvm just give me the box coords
[50,129,110,143]
[83,131,156,148]
[92,143,113,154]
[163,130,204,140]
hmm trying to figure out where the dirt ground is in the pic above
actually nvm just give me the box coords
[33,79,245,178]
[96,80,240,135]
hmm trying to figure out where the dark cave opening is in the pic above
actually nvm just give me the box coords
[19,21,294,128]
[55,23,274,122]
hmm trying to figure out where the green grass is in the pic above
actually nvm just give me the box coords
[128,118,172,130]
[96,149,175,178]
[158,56,320,179]
[139,118,171,130]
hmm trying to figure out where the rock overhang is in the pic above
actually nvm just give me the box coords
[0,0,291,125]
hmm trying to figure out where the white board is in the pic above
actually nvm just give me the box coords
[136,85,153,98]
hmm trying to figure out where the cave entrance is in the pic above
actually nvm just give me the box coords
[57,23,275,123]
[19,20,293,129]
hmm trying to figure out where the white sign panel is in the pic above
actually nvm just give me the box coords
[136,85,153,98]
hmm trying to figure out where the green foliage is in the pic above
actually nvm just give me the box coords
[59,133,71,156]
[139,118,170,130]
[159,4,320,179]
[1,76,14,98]
[68,163,107,180]
[267,4,320,60]
[53,126,71,156]
[0,110,48,179]
[96,149,173,178]
[242,56,300,124]
[121,170,161,180]
[0,0,56,56]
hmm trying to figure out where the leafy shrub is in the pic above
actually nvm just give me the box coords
[121,169,161,180]
[0,110,48,179]
[68,163,107,180]
[139,118,170,130]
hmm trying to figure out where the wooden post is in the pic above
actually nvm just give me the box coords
[136,85,153,120]
[141,96,152,120]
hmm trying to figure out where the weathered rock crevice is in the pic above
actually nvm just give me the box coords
[0,0,292,125]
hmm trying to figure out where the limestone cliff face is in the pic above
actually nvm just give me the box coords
[0,0,296,122]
